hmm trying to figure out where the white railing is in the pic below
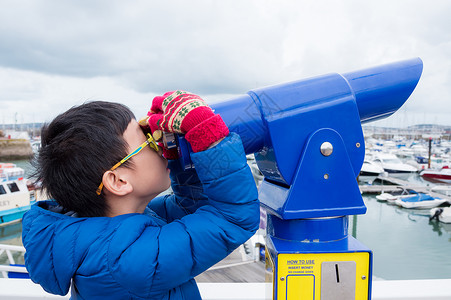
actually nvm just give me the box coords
[0,244,27,278]
[1,280,451,299]
[2,243,451,299]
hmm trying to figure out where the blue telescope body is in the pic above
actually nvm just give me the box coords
[179,57,423,219]
[175,58,423,299]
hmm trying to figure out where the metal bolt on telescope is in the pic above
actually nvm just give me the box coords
[173,58,423,299]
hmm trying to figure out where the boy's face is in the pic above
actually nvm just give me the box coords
[122,119,171,199]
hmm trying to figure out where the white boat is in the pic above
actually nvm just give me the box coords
[375,188,417,202]
[430,207,451,223]
[0,163,25,181]
[0,163,33,226]
[359,159,385,183]
[395,147,415,159]
[405,155,428,171]
[431,185,451,197]
[405,155,449,171]
[410,144,428,157]
[394,193,449,209]
[420,166,451,184]
[372,153,417,179]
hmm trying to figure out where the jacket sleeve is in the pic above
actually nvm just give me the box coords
[109,133,260,298]
[148,158,208,222]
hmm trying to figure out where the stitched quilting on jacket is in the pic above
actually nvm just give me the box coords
[22,133,260,299]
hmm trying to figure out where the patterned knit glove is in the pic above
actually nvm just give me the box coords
[147,91,229,152]
[139,114,179,160]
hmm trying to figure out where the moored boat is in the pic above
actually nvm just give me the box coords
[0,163,25,181]
[375,188,418,202]
[395,193,449,209]
[372,153,417,179]
[0,163,33,226]
[420,166,451,184]
[431,185,451,196]
[359,159,385,183]
[430,207,451,223]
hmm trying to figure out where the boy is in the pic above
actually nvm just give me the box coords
[22,91,260,299]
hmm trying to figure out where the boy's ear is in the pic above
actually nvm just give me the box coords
[102,170,133,196]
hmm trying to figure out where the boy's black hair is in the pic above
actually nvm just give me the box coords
[33,101,135,217]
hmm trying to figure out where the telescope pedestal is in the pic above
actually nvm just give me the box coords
[265,215,372,299]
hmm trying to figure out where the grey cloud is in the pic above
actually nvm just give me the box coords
[0,0,450,125]
[0,1,286,94]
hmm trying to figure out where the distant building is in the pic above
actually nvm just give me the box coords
[2,130,30,140]
[363,124,451,141]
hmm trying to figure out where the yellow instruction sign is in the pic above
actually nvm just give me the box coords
[275,252,370,300]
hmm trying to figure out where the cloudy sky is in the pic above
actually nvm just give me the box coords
[0,0,450,127]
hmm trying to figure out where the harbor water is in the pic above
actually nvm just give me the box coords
[354,195,451,280]
[2,159,451,280]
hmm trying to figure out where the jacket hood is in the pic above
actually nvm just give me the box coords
[22,201,110,295]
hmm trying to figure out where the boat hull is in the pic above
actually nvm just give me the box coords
[395,193,448,209]
[396,199,448,209]
[360,170,381,176]
[383,169,416,179]
[430,207,451,223]
[421,172,451,184]
[1,167,32,226]
[0,204,32,226]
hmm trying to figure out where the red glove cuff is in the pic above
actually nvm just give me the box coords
[180,106,215,133]
[185,114,229,152]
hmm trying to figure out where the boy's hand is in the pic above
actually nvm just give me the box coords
[147,91,213,134]
[137,114,178,160]
[147,91,229,152]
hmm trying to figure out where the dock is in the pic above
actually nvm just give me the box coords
[195,246,265,283]
[359,175,451,202]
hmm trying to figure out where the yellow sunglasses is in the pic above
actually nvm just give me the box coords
[96,133,160,195]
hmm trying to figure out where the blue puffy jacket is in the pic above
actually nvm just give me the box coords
[22,133,260,299]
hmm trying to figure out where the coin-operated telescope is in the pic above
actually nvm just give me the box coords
[174,58,423,299]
